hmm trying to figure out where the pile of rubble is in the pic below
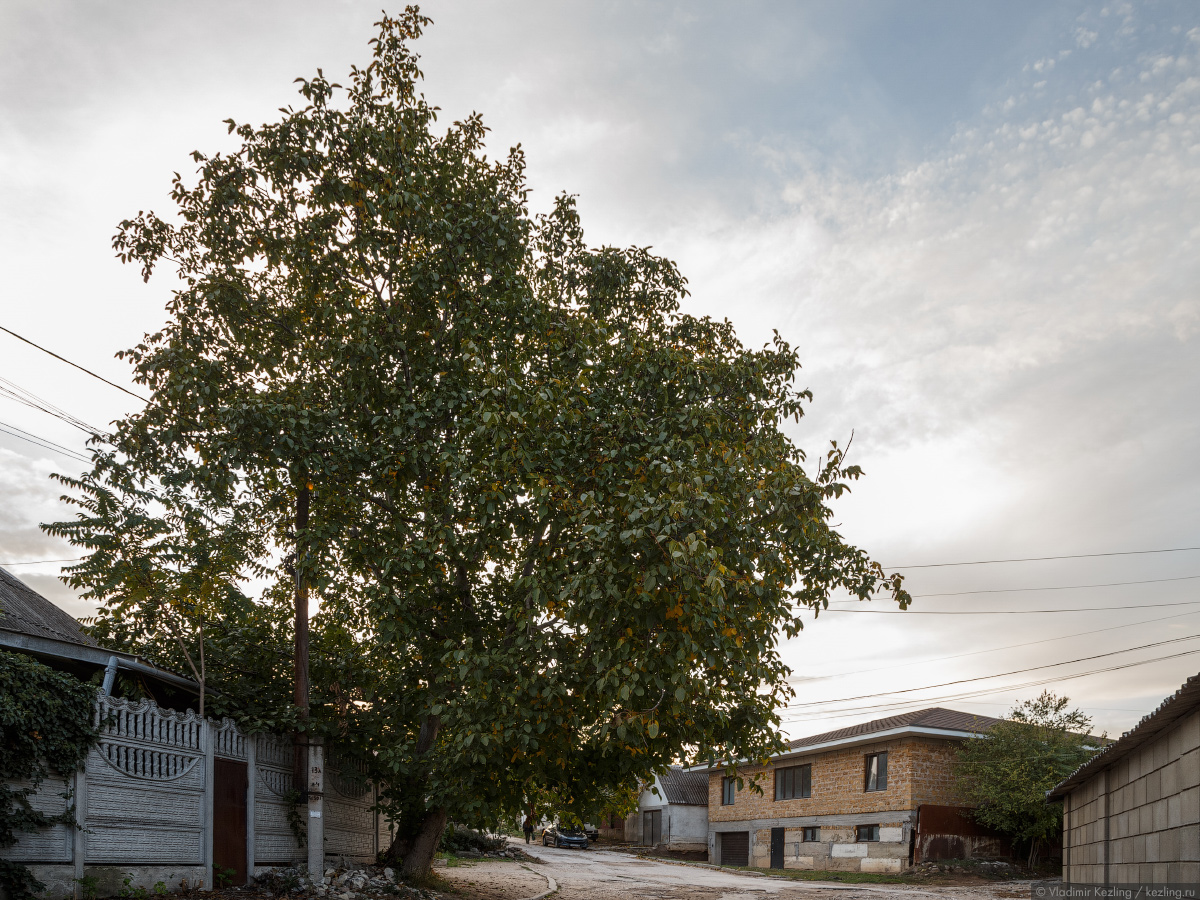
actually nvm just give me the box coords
[909,859,1021,878]
[253,865,438,900]
[441,846,531,862]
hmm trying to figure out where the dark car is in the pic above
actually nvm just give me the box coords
[542,824,589,849]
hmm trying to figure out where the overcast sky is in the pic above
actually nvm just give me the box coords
[1,1,1198,739]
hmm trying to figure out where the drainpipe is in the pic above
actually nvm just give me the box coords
[100,656,119,696]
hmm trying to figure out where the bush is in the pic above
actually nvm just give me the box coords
[0,651,99,900]
[440,824,505,854]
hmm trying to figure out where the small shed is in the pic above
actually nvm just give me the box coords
[1049,672,1200,884]
[629,766,709,852]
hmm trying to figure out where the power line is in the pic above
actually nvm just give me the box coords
[897,573,1200,598]
[0,324,148,402]
[886,546,1200,569]
[0,374,107,436]
[789,607,1200,682]
[810,598,1200,615]
[0,419,92,463]
[780,648,1200,723]
[785,634,1200,709]
[0,557,85,566]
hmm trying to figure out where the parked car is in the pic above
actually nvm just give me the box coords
[542,824,589,849]
[583,823,600,842]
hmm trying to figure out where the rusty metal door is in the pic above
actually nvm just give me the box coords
[213,759,248,885]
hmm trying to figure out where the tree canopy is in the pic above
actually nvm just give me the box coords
[954,691,1100,864]
[47,8,908,875]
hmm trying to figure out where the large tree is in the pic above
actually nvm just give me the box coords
[49,9,908,876]
[954,692,1100,866]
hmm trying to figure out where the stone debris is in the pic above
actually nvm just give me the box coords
[251,864,440,900]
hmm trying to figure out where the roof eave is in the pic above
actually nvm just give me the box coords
[683,724,988,772]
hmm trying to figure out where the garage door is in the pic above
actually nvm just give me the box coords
[719,831,749,867]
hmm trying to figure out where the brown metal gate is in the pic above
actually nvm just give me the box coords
[719,831,749,866]
[213,758,248,885]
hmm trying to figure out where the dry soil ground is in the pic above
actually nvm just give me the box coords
[437,843,1044,900]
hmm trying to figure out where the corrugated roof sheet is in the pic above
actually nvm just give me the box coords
[658,766,709,806]
[786,707,1003,751]
[1048,671,1200,799]
[0,566,97,647]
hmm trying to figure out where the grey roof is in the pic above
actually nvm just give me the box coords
[1049,672,1200,799]
[786,707,1003,751]
[0,566,97,646]
[659,766,709,806]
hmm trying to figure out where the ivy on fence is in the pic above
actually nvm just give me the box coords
[0,650,99,900]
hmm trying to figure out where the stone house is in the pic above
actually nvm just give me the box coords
[706,707,1001,872]
[1049,672,1200,884]
[628,766,709,851]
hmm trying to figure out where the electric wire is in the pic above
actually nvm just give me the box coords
[809,598,1200,615]
[0,419,92,463]
[0,557,85,566]
[886,546,1200,569]
[0,374,107,437]
[892,573,1200,598]
[780,648,1200,723]
[0,324,148,402]
[788,607,1200,682]
[783,634,1200,710]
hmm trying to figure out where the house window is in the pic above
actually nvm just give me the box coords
[774,764,812,800]
[801,826,820,842]
[856,824,880,842]
[864,752,888,792]
[721,776,736,806]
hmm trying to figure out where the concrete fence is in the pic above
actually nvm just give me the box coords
[1,695,388,897]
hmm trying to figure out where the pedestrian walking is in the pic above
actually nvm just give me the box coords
[523,815,534,844]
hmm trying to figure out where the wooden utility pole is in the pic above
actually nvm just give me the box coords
[293,479,311,794]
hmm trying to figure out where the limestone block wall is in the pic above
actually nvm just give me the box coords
[1063,709,1200,884]
[709,739,920,822]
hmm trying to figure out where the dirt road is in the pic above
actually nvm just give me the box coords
[438,843,1039,900]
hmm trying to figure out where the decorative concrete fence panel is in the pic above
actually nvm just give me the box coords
[324,752,376,864]
[1,776,73,863]
[1,692,394,896]
[252,732,306,867]
[85,698,207,866]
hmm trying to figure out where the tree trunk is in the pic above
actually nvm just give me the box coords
[293,479,311,793]
[399,806,448,879]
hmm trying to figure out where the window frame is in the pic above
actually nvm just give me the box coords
[855,824,880,842]
[864,751,888,792]
[801,826,820,843]
[721,776,736,806]
[774,763,812,801]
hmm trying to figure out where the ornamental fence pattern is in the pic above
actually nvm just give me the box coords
[0,694,385,895]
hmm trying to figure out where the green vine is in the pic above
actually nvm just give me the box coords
[283,789,307,849]
[0,651,99,900]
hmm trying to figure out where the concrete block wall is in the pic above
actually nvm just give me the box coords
[749,823,909,872]
[1064,709,1200,884]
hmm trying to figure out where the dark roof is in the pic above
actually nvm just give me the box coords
[1049,672,1200,799]
[0,566,97,646]
[786,707,1003,752]
[659,766,709,806]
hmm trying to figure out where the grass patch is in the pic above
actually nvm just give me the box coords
[739,866,924,884]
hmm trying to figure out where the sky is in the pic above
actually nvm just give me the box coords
[1,0,1198,740]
